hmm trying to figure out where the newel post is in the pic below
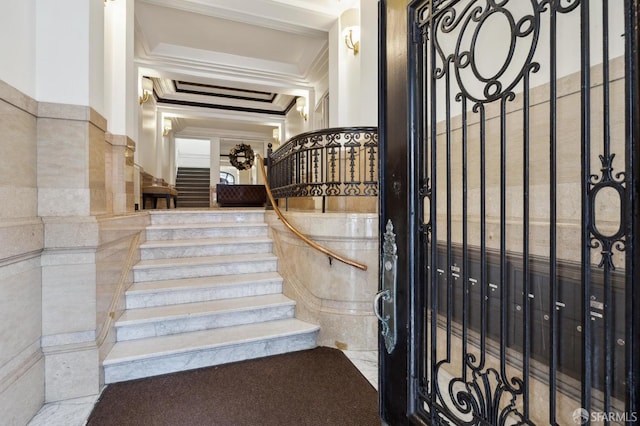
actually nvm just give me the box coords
[265,143,274,210]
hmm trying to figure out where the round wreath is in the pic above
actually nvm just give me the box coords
[229,143,255,171]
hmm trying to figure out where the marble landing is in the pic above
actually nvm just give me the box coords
[27,395,98,426]
[26,350,379,426]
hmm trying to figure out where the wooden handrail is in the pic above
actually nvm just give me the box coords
[256,154,368,271]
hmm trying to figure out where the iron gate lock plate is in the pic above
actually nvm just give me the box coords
[375,219,397,354]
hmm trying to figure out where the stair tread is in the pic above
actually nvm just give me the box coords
[140,236,272,249]
[104,318,319,364]
[127,272,283,294]
[134,252,277,270]
[117,294,294,325]
[147,222,268,230]
[149,209,264,215]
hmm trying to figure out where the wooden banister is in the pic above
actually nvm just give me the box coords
[256,154,368,271]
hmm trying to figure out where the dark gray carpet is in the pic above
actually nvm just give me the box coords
[87,347,379,426]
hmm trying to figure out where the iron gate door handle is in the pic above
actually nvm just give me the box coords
[377,220,397,354]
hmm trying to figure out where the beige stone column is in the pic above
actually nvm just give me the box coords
[35,0,108,403]
[107,133,136,214]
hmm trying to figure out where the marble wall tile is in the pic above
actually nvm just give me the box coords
[0,355,44,426]
[0,81,38,220]
[0,188,38,220]
[89,123,106,215]
[0,80,38,116]
[37,103,109,217]
[0,257,42,367]
[266,211,379,350]
[44,346,99,402]
[42,216,99,249]
[0,96,37,186]
[37,117,89,189]
[42,260,96,336]
[39,188,91,217]
[0,81,44,425]
[0,218,43,260]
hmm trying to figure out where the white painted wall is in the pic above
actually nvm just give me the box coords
[359,0,378,126]
[35,0,105,114]
[176,138,211,168]
[0,0,36,97]
[137,98,157,174]
[104,0,135,136]
[328,4,379,127]
[285,104,308,140]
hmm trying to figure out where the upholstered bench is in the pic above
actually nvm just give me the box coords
[216,184,266,207]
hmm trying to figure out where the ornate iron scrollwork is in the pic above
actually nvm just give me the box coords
[588,153,626,270]
[268,127,378,200]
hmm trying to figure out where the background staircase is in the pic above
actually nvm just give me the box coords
[175,167,211,208]
[103,209,319,384]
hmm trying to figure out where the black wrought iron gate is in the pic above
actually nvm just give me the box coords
[397,1,640,424]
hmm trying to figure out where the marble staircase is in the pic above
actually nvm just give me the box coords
[103,209,319,384]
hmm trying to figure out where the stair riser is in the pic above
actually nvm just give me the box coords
[146,226,268,240]
[141,242,273,260]
[104,331,318,384]
[150,212,265,225]
[175,204,210,208]
[116,305,295,341]
[133,260,277,282]
[125,281,283,309]
[176,182,210,186]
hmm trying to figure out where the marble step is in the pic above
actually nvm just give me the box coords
[116,294,296,341]
[140,237,273,260]
[146,222,268,240]
[133,253,278,282]
[125,272,284,309]
[149,209,265,225]
[149,209,265,224]
[104,318,320,383]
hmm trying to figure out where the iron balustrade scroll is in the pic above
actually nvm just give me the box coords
[266,127,378,210]
[409,1,639,426]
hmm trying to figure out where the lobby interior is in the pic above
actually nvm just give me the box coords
[0,0,381,425]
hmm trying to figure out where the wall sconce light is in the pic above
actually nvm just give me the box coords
[344,28,360,55]
[341,8,360,56]
[272,128,280,143]
[139,77,153,105]
[163,118,172,136]
[296,97,308,121]
[138,90,151,105]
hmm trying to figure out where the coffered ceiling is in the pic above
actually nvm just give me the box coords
[135,0,357,139]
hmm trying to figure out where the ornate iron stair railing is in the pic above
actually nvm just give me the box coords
[266,127,378,212]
